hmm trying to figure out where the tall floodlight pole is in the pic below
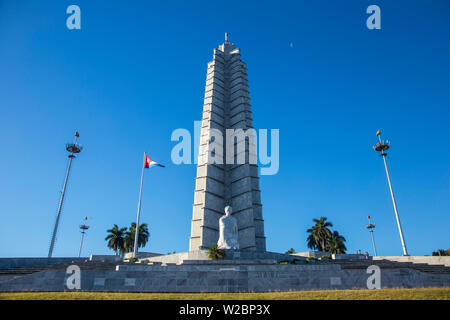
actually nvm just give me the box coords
[133,152,146,258]
[48,132,83,258]
[373,130,408,256]
[78,216,89,257]
[366,216,377,256]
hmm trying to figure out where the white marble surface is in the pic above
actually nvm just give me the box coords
[217,206,240,250]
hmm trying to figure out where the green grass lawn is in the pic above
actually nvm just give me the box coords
[0,287,449,300]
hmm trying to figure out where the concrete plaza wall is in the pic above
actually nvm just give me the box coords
[292,251,330,258]
[90,255,123,262]
[333,254,366,260]
[123,252,163,260]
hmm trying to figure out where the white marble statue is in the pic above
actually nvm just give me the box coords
[217,206,239,250]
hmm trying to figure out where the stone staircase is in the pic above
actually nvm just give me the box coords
[0,260,125,283]
[1,258,449,278]
[322,258,450,274]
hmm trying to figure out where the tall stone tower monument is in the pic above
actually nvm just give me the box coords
[189,34,266,252]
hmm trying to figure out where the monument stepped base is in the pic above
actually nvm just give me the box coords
[0,257,449,292]
[141,250,305,265]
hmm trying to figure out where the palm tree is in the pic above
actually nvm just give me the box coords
[105,224,127,256]
[124,223,150,253]
[327,231,347,254]
[307,232,318,250]
[432,249,450,256]
[306,217,333,251]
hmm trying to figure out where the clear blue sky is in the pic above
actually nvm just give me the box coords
[0,0,449,257]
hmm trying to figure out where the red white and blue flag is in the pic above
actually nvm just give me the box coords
[144,154,165,168]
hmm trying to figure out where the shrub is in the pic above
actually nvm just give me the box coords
[124,257,138,262]
[208,244,226,260]
[306,257,318,262]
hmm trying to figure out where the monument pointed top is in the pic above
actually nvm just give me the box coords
[217,33,236,53]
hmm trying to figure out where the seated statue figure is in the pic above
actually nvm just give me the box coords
[217,206,240,250]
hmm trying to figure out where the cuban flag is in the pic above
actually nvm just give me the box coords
[144,154,165,168]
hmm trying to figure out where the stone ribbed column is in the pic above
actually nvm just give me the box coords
[189,36,266,252]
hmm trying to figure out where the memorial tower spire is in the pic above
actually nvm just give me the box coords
[189,36,266,252]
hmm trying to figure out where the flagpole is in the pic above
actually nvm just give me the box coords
[48,155,73,258]
[373,131,408,256]
[48,132,82,258]
[133,152,146,258]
